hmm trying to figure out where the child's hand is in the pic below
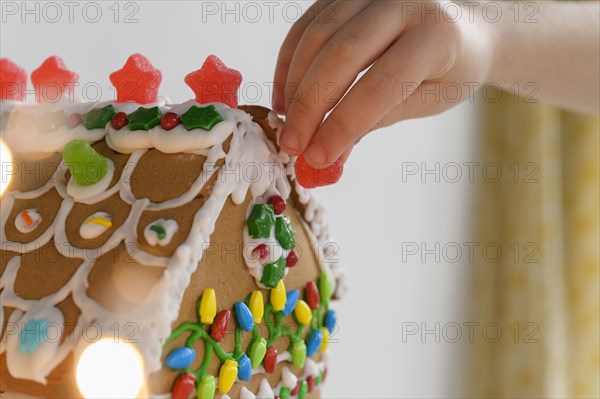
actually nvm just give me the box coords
[273,0,494,167]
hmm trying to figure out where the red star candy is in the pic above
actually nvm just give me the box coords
[185,55,243,108]
[0,59,27,101]
[31,56,79,102]
[109,54,162,104]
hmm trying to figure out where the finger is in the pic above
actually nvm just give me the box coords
[281,1,405,155]
[284,0,372,113]
[339,146,353,164]
[272,0,335,114]
[303,29,444,166]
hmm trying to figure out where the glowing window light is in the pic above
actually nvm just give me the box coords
[76,339,145,399]
[0,139,13,195]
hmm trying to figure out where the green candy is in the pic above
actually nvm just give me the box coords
[260,256,286,288]
[82,104,116,129]
[291,339,306,368]
[279,387,291,399]
[197,374,215,399]
[319,272,333,303]
[275,216,295,250]
[127,106,162,131]
[180,105,223,131]
[62,140,108,186]
[249,337,267,368]
[247,204,275,239]
[298,380,308,399]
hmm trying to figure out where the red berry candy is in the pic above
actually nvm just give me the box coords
[31,56,79,102]
[252,244,269,262]
[110,54,162,104]
[267,195,286,215]
[161,112,181,131]
[111,112,128,130]
[184,55,243,108]
[307,375,315,393]
[291,381,300,396]
[66,113,82,128]
[0,58,27,101]
[294,154,344,189]
[305,281,320,311]
[286,250,299,267]
[171,372,195,399]
[210,310,231,342]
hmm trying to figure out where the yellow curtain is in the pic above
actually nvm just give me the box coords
[468,87,600,398]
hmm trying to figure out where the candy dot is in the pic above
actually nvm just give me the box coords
[111,112,128,130]
[252,243,269,262]
[267,195,286,215]
[286,250,299,267]
[160,112,181,131]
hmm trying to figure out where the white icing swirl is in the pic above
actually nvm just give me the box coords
[144,219,178,246]
[15,209,42,233]
[79,212,112,239]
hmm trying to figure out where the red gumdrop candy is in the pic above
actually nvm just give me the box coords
[184,55,242,108]
[110,54,162,104]
[0,59,27,101]
[31,56,79,102]
[294,154,344,189]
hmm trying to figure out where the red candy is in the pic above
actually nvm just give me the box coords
[110,54,162,104]
[161,112,181,131]
[184,55,242,108]
[210,310,231,342]
[263,346,277,374]
[286,250,299,267]
[67,113,82,128]
[0,59,27,101]
[171,372,195,399]
[306,375,315,393]
[267,195,286,215]
[252,244,269,262]
[295,154,344,189]
[291,381,300,396]
[31,56,79,102]
[305,281,320,310]
[111,112,128,130]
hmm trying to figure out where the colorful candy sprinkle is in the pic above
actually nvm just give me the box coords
[249,337,267,368]
[210,310,230,342]
[111,112,128,130]
[180,105,223,131]
[63,140,108,186]
[171,373,195,399]
[165,346,196,370]
[0,58,26,101]
[160,112,181,131]
[218,359,238,394]
[264,346,277,374]
[31,56,79,101]
[82,105,117,130]
[199,288,217,324]
[197,374,215,399]
[248,291,264,324]
[275,216,295,250]
[20,210,33,226]
[184,55,243,108]
[234,301,254,332]
[286,250,299,267]
[294,154,344,189]
[305,281,320,311]
[281,290,299,317]
[270,280,287,311]
[294,300,312,325]
[110,53,162,104]
[267,195,286,215]
[127,106,162,131]
[237,354,252,381]
[150,224,166,240]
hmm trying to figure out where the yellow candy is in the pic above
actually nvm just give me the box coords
[249,290,264,324]
[320,327,330,352]
[294,300,312,325]
[199,288,217,324]
[270,280,286,311]
[83,217,112,228]
[218,359,238,394]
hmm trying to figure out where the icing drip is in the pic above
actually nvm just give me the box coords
[144,219,179,246]
[79,212,112,239]
[15,209,42,233]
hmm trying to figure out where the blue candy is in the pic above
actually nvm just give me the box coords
[165,346,196,370]
[234,301,255,332]
[305,329,323,357]
[323,310,337,333]
[237,354,252,381]
[281,290,300,316]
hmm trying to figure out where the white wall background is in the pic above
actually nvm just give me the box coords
[1,1,477,397]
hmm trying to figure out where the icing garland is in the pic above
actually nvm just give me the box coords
[164,273,336,398]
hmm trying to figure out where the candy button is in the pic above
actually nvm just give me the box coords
[267,195,286,215]
[286,250,299,267]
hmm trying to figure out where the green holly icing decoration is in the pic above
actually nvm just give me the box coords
[82,104,116,129]
[275,216,295,250]
[247,204,275,239]
[260,256,286,288]
[127,106,162,131]
[62,140,108,186]
[319,272,333,303]
[180,105,223,131]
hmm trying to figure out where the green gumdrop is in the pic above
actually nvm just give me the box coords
[291,340,306,368]
[62,140,108,186]
[247,204,275,239]
[319,272,332,303]
[197,374,215,399]
[260,257,286,288]
[275,216,295,250]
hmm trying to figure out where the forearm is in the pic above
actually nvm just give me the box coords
[484,1,600,114]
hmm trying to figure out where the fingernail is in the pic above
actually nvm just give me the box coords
[303,144,326,168]
[280,129,300,154]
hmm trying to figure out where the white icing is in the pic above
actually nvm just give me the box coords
[66,159,115,202]
[281,366,298,389]
[79,212,112,239]
[240,387,256,399]
[257,379,275,399]
[144,219,179,246]
[14,209,42,233]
